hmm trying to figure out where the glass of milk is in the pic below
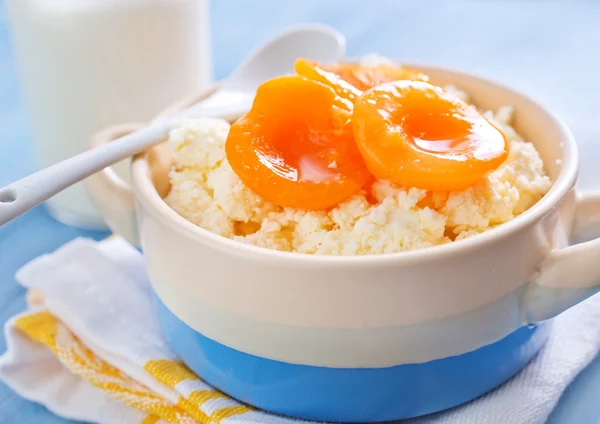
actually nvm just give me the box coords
[6,0,211,229]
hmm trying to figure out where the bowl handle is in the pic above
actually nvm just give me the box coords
[86,88,220,247]
[523,191,600,323]
[87,123,145,247]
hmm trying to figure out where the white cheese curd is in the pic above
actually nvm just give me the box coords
[164,107,551,255]
[165,56,551,255]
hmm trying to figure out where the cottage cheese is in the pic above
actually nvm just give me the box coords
[165,56,551,255]
[165,84,551,255]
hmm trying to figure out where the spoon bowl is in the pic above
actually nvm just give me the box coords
[228,24,346,89]
[183,24,346,121]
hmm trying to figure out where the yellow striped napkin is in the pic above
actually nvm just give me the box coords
[0,238,288,424]
[13,309,249,424]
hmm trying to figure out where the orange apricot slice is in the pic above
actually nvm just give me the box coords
[226,75,371,210]
[352,81,509,191]
[322,61,429,91]
[295,59,429,106]
[294,59,361,109]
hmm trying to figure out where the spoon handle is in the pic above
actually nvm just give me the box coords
[0,121,171,226]
[0,95,252,227]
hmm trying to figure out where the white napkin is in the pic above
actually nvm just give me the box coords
[1,237,600,424]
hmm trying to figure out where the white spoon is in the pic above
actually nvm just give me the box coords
[0,24,346,226]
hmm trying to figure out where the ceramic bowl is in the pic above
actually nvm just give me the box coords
[88,65,600,422]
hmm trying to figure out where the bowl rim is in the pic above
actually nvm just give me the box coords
[130,63,578,268]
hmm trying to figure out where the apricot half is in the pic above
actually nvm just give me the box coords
[294,59,361,109]
[295,59,429,107]
[226,75,371,210]
[352,81,509,191]
[320,61,429,91]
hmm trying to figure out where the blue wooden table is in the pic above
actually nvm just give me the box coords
[1,1,600,422]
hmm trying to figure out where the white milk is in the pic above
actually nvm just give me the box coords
[6,0,211,229]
